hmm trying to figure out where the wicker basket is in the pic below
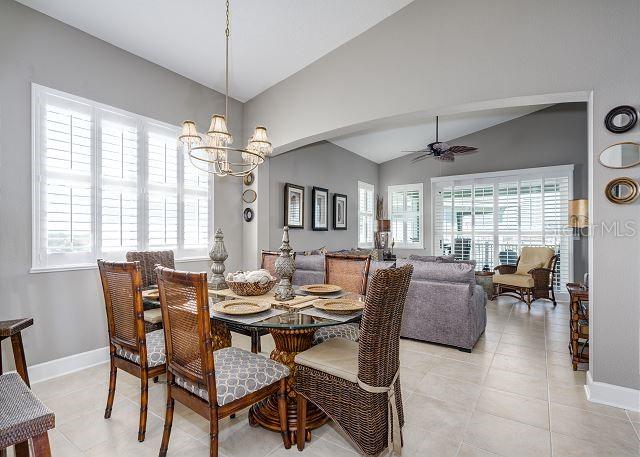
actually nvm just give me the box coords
[226,279,276,296]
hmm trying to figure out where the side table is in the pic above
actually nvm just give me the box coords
[475,271,495,299]
[566,283,589,370]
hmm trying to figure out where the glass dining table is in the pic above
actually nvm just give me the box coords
[145,289,363,443]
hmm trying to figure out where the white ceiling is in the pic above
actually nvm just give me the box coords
[329,105,552,164]
[16,0,414,102]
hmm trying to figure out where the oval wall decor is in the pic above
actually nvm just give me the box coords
[243,207,254,222]
[242,189,257,203]
[599,142,640,169]
[605,177,639,204]
[604,105,637,133]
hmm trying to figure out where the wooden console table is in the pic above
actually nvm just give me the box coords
[566,283,589,371]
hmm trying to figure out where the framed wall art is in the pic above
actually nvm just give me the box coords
[284,183,304,229]
[312,186,329,231]
[333,193,347,230]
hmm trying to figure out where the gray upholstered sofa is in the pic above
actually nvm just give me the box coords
[291,252,486,351]
[396,258,487,351]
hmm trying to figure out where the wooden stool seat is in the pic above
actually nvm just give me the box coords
[0,373,54,455]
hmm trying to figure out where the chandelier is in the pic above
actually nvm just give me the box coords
[178,0,272,177]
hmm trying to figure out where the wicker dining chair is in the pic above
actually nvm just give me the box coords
[260,250,281,278]
[126,250,175,288]
[312,254,371,345]
[97,260,166,442]
[155,266,291,457]
[295,264,413,456]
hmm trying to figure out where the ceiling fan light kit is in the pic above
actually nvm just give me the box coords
[178,0,272,178]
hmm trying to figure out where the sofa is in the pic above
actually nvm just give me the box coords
[291,252,486,351]
[397,258,486,351]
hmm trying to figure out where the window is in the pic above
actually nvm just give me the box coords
[432,165,572,290]
[358,181,375,248]
[388,183,424,249]
[32,84,212,271]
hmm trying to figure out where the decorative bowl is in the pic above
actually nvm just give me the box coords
[226,279,276,296]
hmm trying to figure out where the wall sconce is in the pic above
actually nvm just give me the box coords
[568,199,589,239]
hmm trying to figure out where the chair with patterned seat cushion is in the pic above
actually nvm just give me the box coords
[97,260,166,443]
[155,266,290,457]
[125,250,175,289]
[312,254,371,345]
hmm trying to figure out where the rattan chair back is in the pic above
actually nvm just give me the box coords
[98,260,147,362]
[126,250,175,288]
[325,254,371,295]
[358,264,413,388]
[260,250,280,278]
[156,266,216,403]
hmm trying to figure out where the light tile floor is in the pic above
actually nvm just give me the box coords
[13,297,640,457]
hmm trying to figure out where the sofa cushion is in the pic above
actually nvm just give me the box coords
[494,273,535,288]
[116,329,165,367]
[293,254,325,285]
[174,347,289,406]
[294,338,359,383]
[397,258,475,286]
[516,247,555,275]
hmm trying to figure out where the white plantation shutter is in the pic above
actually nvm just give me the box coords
[358,181,375,248]
[388,183,424,249]
[147,131,178,249]
[432,166,572,290]
[32,85,212,271]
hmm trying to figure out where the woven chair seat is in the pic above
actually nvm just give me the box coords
[174,347,289,406]
[116,329,166,367]
[312,323,360,345]
[0,373,55,449]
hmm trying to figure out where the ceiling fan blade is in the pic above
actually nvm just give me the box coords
[448,145,478,154]
[410,154,432,163]
[437,151,455,161]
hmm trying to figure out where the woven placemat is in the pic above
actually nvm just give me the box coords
[299,307,362,322]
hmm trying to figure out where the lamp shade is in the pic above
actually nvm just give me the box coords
[568,199,588,228]
[247,126,273,156]
[207,114,232,145]
[178,120,201,145]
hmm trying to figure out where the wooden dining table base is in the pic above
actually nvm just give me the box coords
[248,327,328,442]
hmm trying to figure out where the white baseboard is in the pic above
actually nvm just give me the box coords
[585,371,640,412]
[28,346,110,384]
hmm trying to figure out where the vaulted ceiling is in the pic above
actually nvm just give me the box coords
[16,0,414,102]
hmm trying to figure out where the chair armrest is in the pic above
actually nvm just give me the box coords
[494,265,516,275]
[529,267,553,288]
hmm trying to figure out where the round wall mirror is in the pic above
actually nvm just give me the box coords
[243,207,254,222]
[599,142,640,169]
[604,105,637,133]
[605,177,639,204]
[242,189,257,203]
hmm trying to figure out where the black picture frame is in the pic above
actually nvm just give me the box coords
[311,186,329,231]
[333,193,347,230]
[284,183,304,229]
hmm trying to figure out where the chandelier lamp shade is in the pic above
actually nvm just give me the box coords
[178,0,272,177]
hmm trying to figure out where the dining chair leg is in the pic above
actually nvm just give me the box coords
[277,378,291,449]
[31,432,52,457]
[104,356,117,419]
[138,369,149,442]
[296,394,307,451]
[250,331,261,354]
[14,441,29,457]
[159,382,174,457]
[208,407,219,457]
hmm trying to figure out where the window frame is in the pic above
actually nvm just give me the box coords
[388,183,424,249]
[431,165,574,290]
[31,83,213,273]
[357,181,375,248]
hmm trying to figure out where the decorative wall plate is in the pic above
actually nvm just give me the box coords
[242,189,257,203]
[243,207,254,222]
[243,172,255,186]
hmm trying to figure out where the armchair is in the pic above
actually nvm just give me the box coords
[493,246,558,308]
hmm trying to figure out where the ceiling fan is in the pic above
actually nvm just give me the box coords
[404,116,478,162]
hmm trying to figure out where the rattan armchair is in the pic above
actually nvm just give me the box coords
[493,247,559,308]
[155,266,291,457]
[97,260,166,442]
[295,265,413,456]
[312,254,371,345]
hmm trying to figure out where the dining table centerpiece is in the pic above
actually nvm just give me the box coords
[275,226,295,301]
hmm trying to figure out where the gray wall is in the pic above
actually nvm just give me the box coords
[268,142,379,252]
[0,0,244,367]
[380,103,588,280]
[244,0,640,391]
